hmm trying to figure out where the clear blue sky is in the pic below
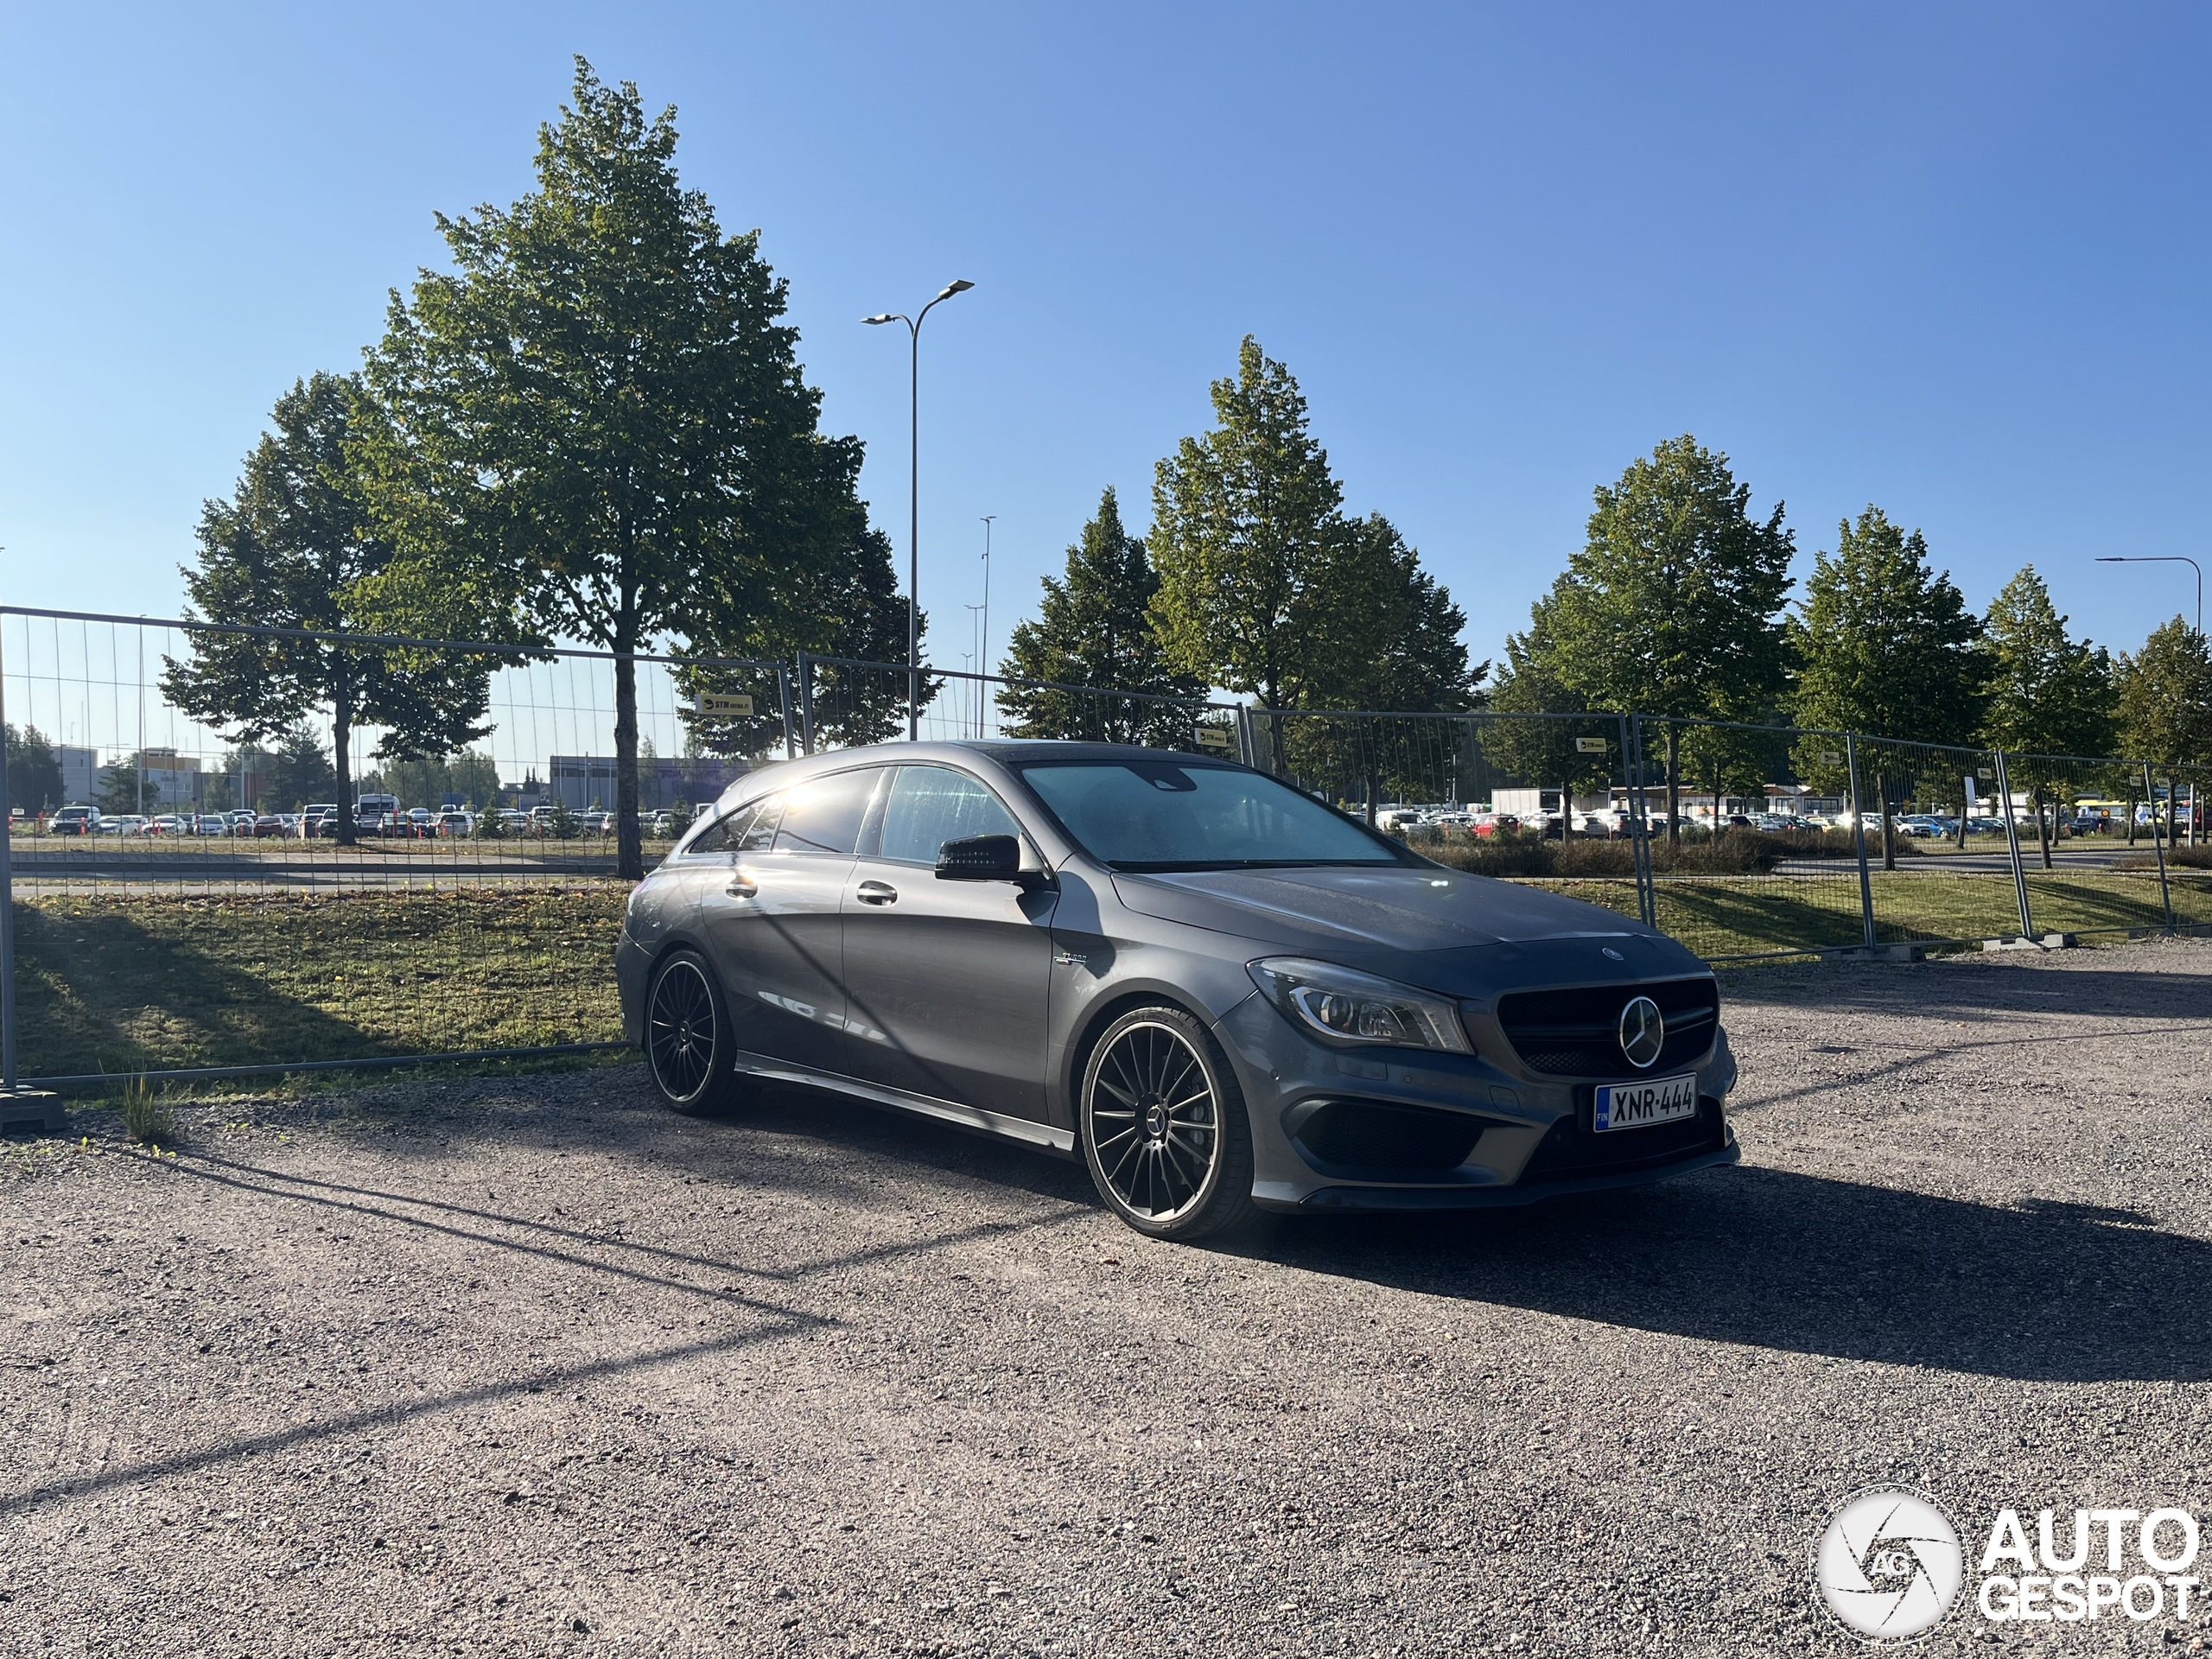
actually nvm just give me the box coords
[3,3,2207,679]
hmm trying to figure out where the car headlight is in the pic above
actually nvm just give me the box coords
[1247,957,1471,1053]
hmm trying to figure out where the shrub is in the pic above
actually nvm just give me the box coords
[1407,824,1887,879]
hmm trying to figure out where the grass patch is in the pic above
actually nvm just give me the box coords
[119,1076,179,1146]
[1502,869,2212,960]
[14,887,627,1083]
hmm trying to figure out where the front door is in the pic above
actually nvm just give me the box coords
[838,764,1058,1121]
[697,766,881,1074]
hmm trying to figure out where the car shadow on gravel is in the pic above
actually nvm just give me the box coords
[1225,1167,2212,1383]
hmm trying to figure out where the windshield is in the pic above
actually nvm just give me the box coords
[1016,760,1408,871]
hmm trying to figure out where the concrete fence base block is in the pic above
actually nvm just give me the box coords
[0,1090,67,1135]
[1829,943,1926,963]
[1984,934,2076,953]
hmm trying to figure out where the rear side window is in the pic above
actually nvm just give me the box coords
[688,802,756,855]
[772,768,880,856]
[878,766,1020,864]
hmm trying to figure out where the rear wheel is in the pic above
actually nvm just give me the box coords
[1080,1005,1256,1242]
[645,950,752,1116]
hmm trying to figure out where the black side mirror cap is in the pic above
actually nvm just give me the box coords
[935,833,1033,884]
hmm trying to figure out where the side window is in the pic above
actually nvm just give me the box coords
[878,766,1021,864]
[737,798,783,853]
[688,802,753,855]
[771,767,880,857]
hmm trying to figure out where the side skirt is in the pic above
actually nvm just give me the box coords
[726,1050,1077,1158]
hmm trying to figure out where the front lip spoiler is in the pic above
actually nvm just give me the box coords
[1268,1140,1741,1212]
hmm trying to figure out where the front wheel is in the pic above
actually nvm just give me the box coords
[1079,1005,1256,1242]
[644,950,753,1116]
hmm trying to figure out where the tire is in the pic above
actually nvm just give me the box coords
[1079,1004,1257,1243]
[643,949,753,1116]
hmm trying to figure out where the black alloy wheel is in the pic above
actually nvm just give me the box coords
[645,950,748,1115]
[1080,1005,1256,1242]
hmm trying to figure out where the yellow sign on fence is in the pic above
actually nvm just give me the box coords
[697,693,755,718]
[1194,728,1233,752]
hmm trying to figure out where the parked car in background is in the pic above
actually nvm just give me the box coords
[582,810,617,835]
[52,805,98,836]
[436,810,474,837]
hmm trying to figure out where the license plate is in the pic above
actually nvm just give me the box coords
[1593,1073,1698,1132]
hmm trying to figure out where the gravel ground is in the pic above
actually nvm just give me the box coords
[7,938,2212,1658]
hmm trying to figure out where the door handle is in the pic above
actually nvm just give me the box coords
[855,880,898,906]
[727,874,757,899]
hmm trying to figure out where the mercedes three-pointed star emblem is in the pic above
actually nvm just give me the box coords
[1617,995,1665,1069]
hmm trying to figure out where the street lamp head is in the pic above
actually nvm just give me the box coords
[938,279,976,299]
[2096,556,2127,563]
[861,313,900,326]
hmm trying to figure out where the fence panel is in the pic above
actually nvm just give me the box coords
[0,609,786,1087]
[1614,716,1872,960]
[2002,751,2206,938]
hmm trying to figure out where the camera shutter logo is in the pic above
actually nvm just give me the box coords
[1813,1487,1964,1643]
[1616,995,1664,1069]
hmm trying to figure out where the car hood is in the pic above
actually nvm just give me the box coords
[1108,865,1707,996]
[1108,864,1662,952]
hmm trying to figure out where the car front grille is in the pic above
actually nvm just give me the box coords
[1519,1096,1726,1183]
[1491,977,1719,1079]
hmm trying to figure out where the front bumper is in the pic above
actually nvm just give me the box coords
[1214,990,1741,1212]
[1281,1137,1739,1211]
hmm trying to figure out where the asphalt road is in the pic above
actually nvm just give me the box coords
[7,939,2212,1656]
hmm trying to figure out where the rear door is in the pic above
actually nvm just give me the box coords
[838,764,1058,1121]
[697,767,881,1074]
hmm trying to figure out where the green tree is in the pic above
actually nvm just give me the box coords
[4,724,65,816]
[1788,506,1986,868]
[1981,565,2119,866]
[677,531,928,758]
[1532,435,1794,842]
[98,757,151,816]
[267,725,337,810]
[358,60,878,877]
[1485,601,1614,832]
[1284,513,1487,806]
[161,372,494,847]
[2114,616,2212,846]
[1148,338,1401,721]
[997,486,1206,745]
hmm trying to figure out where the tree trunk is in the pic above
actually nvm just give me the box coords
[1560,779,1571,842]
[332,650,355,849]
[1664,721,1681,848]
[614,617,642,884]
[1955,776,1968,850]
[2126,794,2138,846]
[2033,785,2053,870]
[1879,796,1896,873]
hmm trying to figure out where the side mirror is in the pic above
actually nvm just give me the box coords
[935,833,1024,882]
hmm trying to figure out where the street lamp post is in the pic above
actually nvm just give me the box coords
[979,514,995,738]
[864,279,976,739]
[2096,555,2202,634]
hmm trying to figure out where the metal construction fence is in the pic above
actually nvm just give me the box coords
[0,604,2205,1095]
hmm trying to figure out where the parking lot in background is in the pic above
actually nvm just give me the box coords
[6,939,2208,1656]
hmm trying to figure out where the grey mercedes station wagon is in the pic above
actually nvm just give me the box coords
[615,741,1739,1241]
